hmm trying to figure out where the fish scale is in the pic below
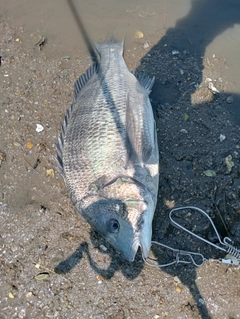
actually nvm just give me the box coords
[57,40,159,262]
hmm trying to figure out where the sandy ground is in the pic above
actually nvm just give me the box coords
[0,13,240,319]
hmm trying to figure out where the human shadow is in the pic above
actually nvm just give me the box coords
[148,0,240,125]
[141,1,240,318]
[56,1,240,318]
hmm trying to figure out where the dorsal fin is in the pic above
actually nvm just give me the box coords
[74,62,98,99]
[56,103,73,175]
[56,63,98,174]
[133,72,155,95]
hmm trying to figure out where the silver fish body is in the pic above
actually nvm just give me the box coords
[57,41,159,262]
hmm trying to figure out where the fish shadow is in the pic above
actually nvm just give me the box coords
[54,230,144,280]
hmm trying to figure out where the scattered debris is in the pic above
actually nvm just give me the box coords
[0,151,6,166]
[26,141,33,149]
[96,275,103,284]
[8,292,14,299]
[34,35,45,51]
[172,50,179,55]
[219,134,226,142]
[37,143,46,152]
[99,244,108,252]
[135,31,144,39]
[36,124,44,132]
[29,156,41,172]
[46,168,55,178]
[226,96,233,104]
[165,199,175,209]
[176,286,182,293]
[138,7,155,18]
[180,129,188,134]
[183,113,189,121]
[225,155,234,173]
[206,78,220,94]
[40,205,47,213]
[13,141,21,147]
[203,170,216,177]
[126,6,155,17]
[174,276,181,284]
[0,202,7,210]
[35,272,49,280]
[143,43,149,49]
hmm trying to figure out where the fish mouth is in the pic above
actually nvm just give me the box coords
[106,234,140,262]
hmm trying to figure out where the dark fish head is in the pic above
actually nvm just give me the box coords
[80,198,151,262]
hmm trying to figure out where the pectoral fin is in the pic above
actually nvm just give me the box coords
[125,93,155,165]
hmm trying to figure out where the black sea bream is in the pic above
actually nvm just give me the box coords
[57,41,159,262]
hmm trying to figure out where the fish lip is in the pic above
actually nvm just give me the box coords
[106,234,139,263]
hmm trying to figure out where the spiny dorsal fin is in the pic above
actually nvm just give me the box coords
[133,71,155,95]
[74,62,98,99]
[56,103,73,174]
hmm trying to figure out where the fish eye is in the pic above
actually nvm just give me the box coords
[107,219,120,233]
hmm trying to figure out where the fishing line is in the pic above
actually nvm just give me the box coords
[144,206,240,268]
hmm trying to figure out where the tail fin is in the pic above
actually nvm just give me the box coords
[94,40,124,56]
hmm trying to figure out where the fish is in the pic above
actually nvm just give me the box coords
[56,40,159,262]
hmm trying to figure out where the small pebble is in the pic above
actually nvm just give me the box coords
[135,31,144,39]
[26,292,32,298]
[226,96,233,104]
[180,129,188,134]
[174,276,181,284]
[205,78,212,82]
[26,141,33,149]
[13,142,21,147]
[0,151,6,166]
[36,124,44,132]
[208,82,220,94]
[198,298,205,305]
[176,286,182,293]
[143,43,149,49]
[99,244,107,252]
[172,50,179,55]
[219,134,226,142]
[46,169,55,178]
[165,199,175,209]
